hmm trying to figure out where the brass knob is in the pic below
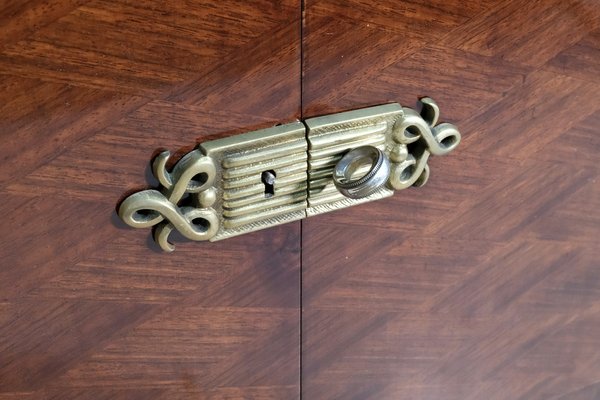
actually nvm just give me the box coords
[332,146,391,199]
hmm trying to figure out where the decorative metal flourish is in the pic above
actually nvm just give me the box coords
[118,149,219,252]
[387,97,461,190]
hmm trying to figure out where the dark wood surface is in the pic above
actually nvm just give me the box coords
[0,1,301,398]
[301,0,600,399]
[1,0,599,399]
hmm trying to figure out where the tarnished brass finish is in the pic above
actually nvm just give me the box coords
[118,98,460,251]
[119,122,307,251]
[201,121,308,241]
[304,103,401,215]
[304,98,460,215]
[332,146,391,200]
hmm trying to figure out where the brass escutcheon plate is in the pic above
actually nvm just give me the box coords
[118,98,461,251]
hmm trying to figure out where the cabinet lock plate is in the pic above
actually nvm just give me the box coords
[118,98,461,251]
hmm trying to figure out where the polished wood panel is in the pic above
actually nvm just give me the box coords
[0,1,301,398]
[2,0,600,398]
[302,0,600,399]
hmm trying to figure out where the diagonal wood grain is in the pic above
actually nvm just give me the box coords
[444,0,600,68]
[0,0,87,49]
[0,1,301,398]
[545,28,600,84]
[302,0,600,399]
[1,0,599,398]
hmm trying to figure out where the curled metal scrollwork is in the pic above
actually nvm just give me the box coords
[118,149,219,252]
[388,97,461,190]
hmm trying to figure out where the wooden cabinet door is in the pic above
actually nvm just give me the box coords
[0,1,301,398]
[301,1,600,399]
[2,1,599,399]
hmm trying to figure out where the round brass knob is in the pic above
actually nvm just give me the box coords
[332,145,391,199]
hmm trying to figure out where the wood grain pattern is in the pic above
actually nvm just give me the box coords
[0,1,301,398]
[1,0,599,398]
[302,0,600,399]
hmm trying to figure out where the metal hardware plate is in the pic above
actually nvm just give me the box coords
[305,103,401,216]
[200,122,307,241]
[118,98,461,251]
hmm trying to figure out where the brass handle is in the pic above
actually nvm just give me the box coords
[118,97,461,251]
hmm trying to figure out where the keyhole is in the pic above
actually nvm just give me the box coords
[261,170,276,198]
